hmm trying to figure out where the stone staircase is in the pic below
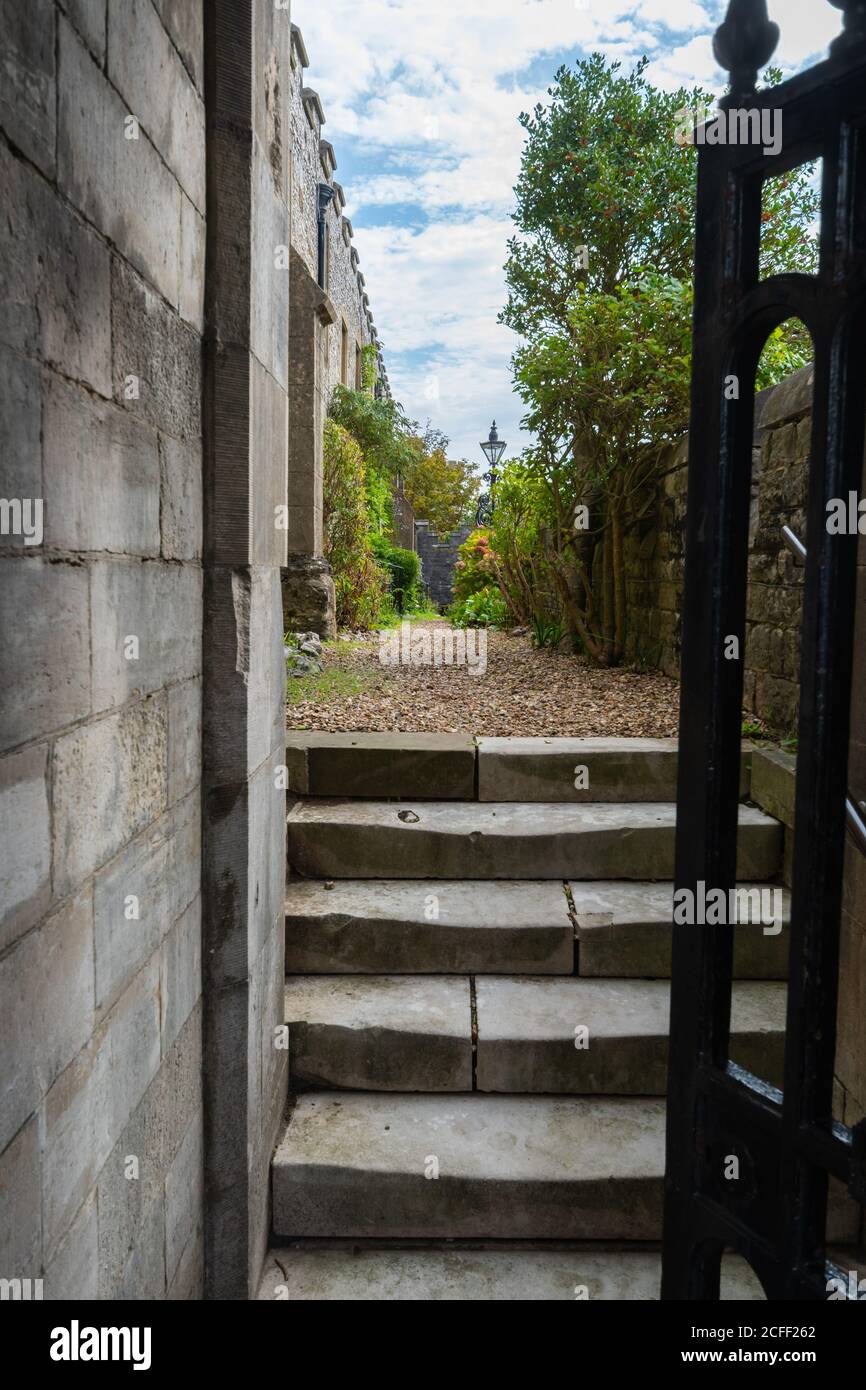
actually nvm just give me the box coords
[260,734,790,1300]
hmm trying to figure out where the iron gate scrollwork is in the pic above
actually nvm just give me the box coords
[662,0,866,1300]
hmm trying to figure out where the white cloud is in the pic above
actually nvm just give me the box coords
[355,214,528,462]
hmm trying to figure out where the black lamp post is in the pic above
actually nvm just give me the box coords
[475,420,507,527]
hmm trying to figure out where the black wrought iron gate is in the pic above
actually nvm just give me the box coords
[662,0,866,1299]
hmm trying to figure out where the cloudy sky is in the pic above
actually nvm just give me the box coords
[293,0,839,471]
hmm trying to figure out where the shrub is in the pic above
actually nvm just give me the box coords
[449,584,508,629]
[531,615,564,648]
[322,420,388,629]
[371,535,421,613]
[452,529,499,605]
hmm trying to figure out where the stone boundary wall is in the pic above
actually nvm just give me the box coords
[1,0,206,1300]
[625,365,814,735]
[625,363,866,1127]
[415,522,473,610]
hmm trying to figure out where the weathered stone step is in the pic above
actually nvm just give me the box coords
[272,1093,666,1239]
[284,977,786,1094]
[285,977,472,1091]
[272,1093,860,1243]
[285,880,574,975]
[475,978,787,1092]
[286,800,782,881]
[284,734,754,803]
[285,732,476,799]
[478,736,751,802]
[572,881,790,978]
[257,1246,766,1300]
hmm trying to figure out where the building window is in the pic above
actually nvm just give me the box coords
[355,343,362,389]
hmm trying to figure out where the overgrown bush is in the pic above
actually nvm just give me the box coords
[322,419,388,629]
[452,529,498,604]
[371,535,421,613]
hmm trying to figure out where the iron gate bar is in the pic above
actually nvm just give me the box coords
[661,0,866,1300]
[782,523,866,853]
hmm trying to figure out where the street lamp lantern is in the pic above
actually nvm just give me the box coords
[475,420,507,527]
[480,420,507,470]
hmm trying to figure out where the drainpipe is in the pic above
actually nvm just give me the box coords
[317,183,335,288]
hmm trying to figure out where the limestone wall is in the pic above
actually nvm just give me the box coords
[0,0,295,1304]
[0,0,206,1299]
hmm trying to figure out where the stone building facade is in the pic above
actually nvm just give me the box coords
[282,22,389,638]
[0,0,388,1303]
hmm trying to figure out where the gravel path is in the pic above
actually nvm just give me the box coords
[287,621,680,737]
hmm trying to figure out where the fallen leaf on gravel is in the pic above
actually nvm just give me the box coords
[286,621,682,738]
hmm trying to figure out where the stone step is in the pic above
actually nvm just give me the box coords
[257,1246,766,1300]
[572,881,790,978]
[286,800,782,881]
[285,976,473,1091]
[478,736,751,802]
[284,879,788,979]
[285,880,575,975]
[475,978,787,1092]
[285,732,476,799]
[272,1093,860,1243]
[283,734,755,804]
[272,1093,666,1239]
[284,977,787,1094]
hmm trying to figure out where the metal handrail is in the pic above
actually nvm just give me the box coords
[781,524,866,855]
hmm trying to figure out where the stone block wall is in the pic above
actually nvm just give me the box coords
[201,0,291,1298]
[1,0,294,1303]
[416,522,473,610]
[0,0,205,1298]
[625,365,813,736]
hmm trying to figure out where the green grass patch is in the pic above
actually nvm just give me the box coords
[376,605,442,629]
[287,667,377,706]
